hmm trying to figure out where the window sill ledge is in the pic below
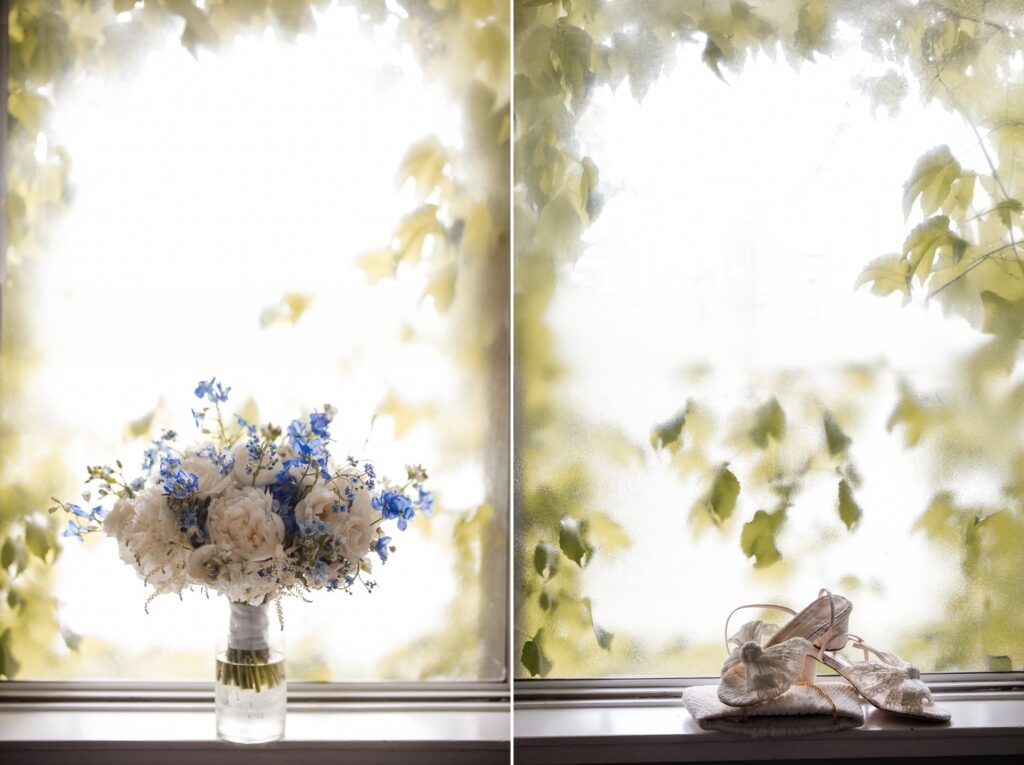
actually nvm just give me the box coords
[514,693,1024,763]
[0,700,510,764]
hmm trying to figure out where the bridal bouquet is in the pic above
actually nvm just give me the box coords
[53,378,432,605]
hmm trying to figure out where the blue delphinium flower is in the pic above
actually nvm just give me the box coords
[141,434,174,472]
[191,408,205,428]
[159,455,199,499]
[67,503,91,519]
[416,488,435,517]
[236,415,257,435]
[179,506,209,546]
[194,377,231,404]
[309,411,331,439]
[373,490,415,530]
[298,518,329,537]
[374,535,393,563]
[311,560,328,585]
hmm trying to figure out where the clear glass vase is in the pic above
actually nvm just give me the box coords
[215,600,286,743]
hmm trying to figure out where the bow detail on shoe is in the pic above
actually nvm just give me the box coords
[719,620,812,704]
[843,640,933,709]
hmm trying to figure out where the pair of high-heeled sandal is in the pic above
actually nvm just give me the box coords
[718,589,950,722]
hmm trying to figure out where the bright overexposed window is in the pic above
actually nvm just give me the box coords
[2,1,507,682]
[515,2,1024,678]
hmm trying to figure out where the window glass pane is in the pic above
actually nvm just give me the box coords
[515,1,1024,677]
[2,0,508,682]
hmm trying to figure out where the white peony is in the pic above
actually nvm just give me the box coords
[207,485,284,561]
[112,488,190,594]
[103,496,136,540]
[181,449,234,497]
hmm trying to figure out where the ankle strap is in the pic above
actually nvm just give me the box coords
[723,602,797,650]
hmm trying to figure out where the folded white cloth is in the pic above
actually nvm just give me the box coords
[681,681,865,737]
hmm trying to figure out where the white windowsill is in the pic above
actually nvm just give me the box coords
[515,693,1024,763]
[0,699,510,764]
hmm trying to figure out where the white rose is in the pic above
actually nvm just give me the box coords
[182,449,234,497]
[293,484,339,528]
[207,486,284,561]
[332,482,376,564]
[295,477,374,564]
[103,496,136,541]
[187,544,219,584]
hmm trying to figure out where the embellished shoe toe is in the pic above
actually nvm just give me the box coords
[816,635,951,722]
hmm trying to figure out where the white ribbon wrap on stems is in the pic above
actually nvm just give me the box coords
[228,601,269,651]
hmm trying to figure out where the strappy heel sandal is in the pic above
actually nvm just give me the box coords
[718,589,852,707]
[814,633,951,721]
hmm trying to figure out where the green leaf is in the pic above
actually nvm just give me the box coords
[24,522,51,560]
[7,89,49,133]
[1,538,15,569]
[398,136,449,199]
[986,655,1013,671]
[993,198,1023,229]
[650,408,686,450]
[0,629,18,679]
[740,509,786,567]
[593,621,614,650]
[357,248,398,284]
[580,597,614,650]
[422,257,457,313]
[903,215,951,282]
[559,516,592,567]
[550,20,593,112]
[749,397,785,448]
[699,465,740,525]
[837,479,863,530]
[533,542,561,579]
[980,291,1024,337]
[61,626,82,652]
[902,145,961,218]
[587,511,630,556]
[823,411,851,456]
[126,406,157,439]
[914,492,957,542]
[944,173,975,221]
[392,205,445,266]
[281,292,312,324]
[702,37,727,81]
[22,13,71,85]
[887,385,928,447]
[795,0,829,59]
[7,589,24,611]
[538,591,557,611]
[855,253,910,298]
[521,630,552,677]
